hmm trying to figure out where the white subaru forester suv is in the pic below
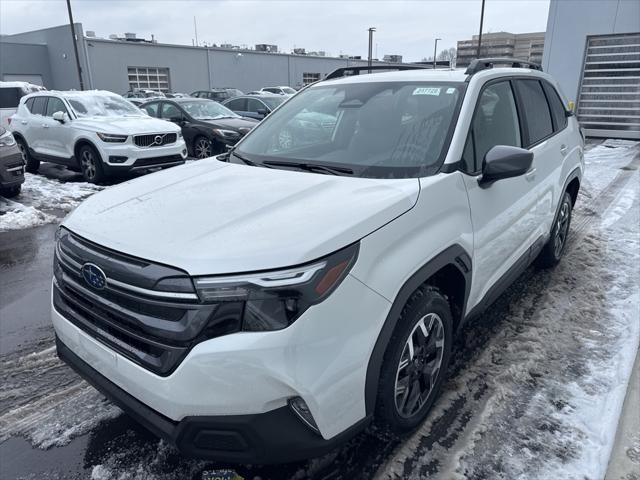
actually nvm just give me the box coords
[52,60,583,463]
[10,90,187,183]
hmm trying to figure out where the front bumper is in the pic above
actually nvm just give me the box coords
[95,138,188,171]
[56,335,368,463]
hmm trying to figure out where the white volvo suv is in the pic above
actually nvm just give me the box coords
[10,90,187,183]
[52,60,584,463]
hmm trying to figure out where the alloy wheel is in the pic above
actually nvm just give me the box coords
[553,200,570,258]
[81,149,97,180]
[394,313,445,418]
[195,138,212,159]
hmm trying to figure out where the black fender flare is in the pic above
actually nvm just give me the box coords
[364,244,472,415]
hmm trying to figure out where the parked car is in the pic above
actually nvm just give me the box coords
[10,90,187,183]
[141,98,258,159]
[52,61,583,463]
[0,126,24,197]
[222,94,287,120]
[260,86,297,95]
[165,92,191,98]
[123,89,166,99]
[0,81,45,128]
[191,88,243,103]
[127,98,146,107]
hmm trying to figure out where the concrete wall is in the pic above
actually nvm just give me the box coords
[1,24,90,90]
[542,0,640,101]
[0,42,53,87]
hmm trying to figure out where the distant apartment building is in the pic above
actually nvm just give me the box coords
[456,31,545,68]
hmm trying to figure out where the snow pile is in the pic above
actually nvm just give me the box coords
[0,198,55,231]
[0,172,103,231]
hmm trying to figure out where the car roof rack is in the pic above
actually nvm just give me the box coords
[465,58,543,75]
[324,64,429,81]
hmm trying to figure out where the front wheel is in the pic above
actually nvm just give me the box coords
[17,138,39,173]
[536,191,572,268]
[79,145,105,183]
[193,136,213,159]
[376,286,453,433]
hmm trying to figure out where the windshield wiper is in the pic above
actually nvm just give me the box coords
[262,160,354,176]
[232,150,259,166]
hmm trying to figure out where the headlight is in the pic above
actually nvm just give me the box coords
[193,243,359,331]
[97,132,128,143]
[0,130,16,147]
[212,128,240,138]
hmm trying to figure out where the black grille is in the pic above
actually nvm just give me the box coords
[53,229,241,375]
[134,133,178,147]
[133,155,184,168]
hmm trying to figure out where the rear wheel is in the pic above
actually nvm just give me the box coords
[376,286,453,433]
[79,145,105,183]
[17,138,39,173]
[536,191,572,268]
[0,185,21,198]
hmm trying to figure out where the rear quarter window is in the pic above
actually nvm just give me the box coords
[542,81,568,132]
[0,88,21,109]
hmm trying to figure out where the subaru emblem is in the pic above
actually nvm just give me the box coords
[82,263,107,290]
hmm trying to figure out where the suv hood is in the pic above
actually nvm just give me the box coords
[72,116,181,135]
[63,159,419,275]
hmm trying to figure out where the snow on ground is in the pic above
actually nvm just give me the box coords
[0,172,103,232]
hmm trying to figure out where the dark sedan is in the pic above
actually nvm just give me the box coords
[222,94,287,120]
[141,98,258,159]
[0,126,25,197]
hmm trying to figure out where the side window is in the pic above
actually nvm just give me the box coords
[31,97,48,116]
[469,81,521,171]
[0,88,21,109]
[25,98,35,113]
[226,98,246,111]
[143,102,159,117]
[160,102,182,120]
[45,97,68,117]
[515,79,553,145]
[247,98,266,113]
[542,81,568,132]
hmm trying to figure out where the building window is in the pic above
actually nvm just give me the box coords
[302,72,321,85]
[127,67,170,92]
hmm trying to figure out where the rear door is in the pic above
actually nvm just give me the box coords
[462,79,542,311]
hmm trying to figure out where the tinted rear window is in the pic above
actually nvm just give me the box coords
[516,79,553,145]
[0,88,21,109]
[542,81,568,132]
[31,97,48,115]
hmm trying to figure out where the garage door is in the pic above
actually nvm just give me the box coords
[576,33,640,140]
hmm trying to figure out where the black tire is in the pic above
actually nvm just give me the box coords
[193,136,213,159]
[536,191,572,268]
[0,185,21,198]
[78,144,105,183]
[376,286,453,433]
[16,137,39,173]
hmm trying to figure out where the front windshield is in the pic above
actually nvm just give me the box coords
[235,81,464,178]
[68,94,143,117]
[182,101,240,120]
[282,87,297,95]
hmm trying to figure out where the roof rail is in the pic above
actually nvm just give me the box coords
[464,58,543,75]
[324,64,429,81]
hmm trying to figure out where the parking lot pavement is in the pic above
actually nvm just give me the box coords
[0,142,638,480]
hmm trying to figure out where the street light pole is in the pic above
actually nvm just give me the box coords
[368,27,376,73]
[433,38,441,69]
[476,0,486,58]
[65,0,84,90]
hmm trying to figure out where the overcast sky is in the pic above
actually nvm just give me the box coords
[0,0,551,62]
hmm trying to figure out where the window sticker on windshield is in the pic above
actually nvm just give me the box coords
[413,87,440,96]
[446,88,456,94]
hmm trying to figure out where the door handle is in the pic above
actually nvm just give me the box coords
[42,124,49,128]
[21,121,27,125]
[560,144,568,155]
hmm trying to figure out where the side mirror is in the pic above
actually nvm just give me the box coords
[170,116,184,125]
[479,145,533,186]
[52,111,66,123]
[256,108,268,117]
